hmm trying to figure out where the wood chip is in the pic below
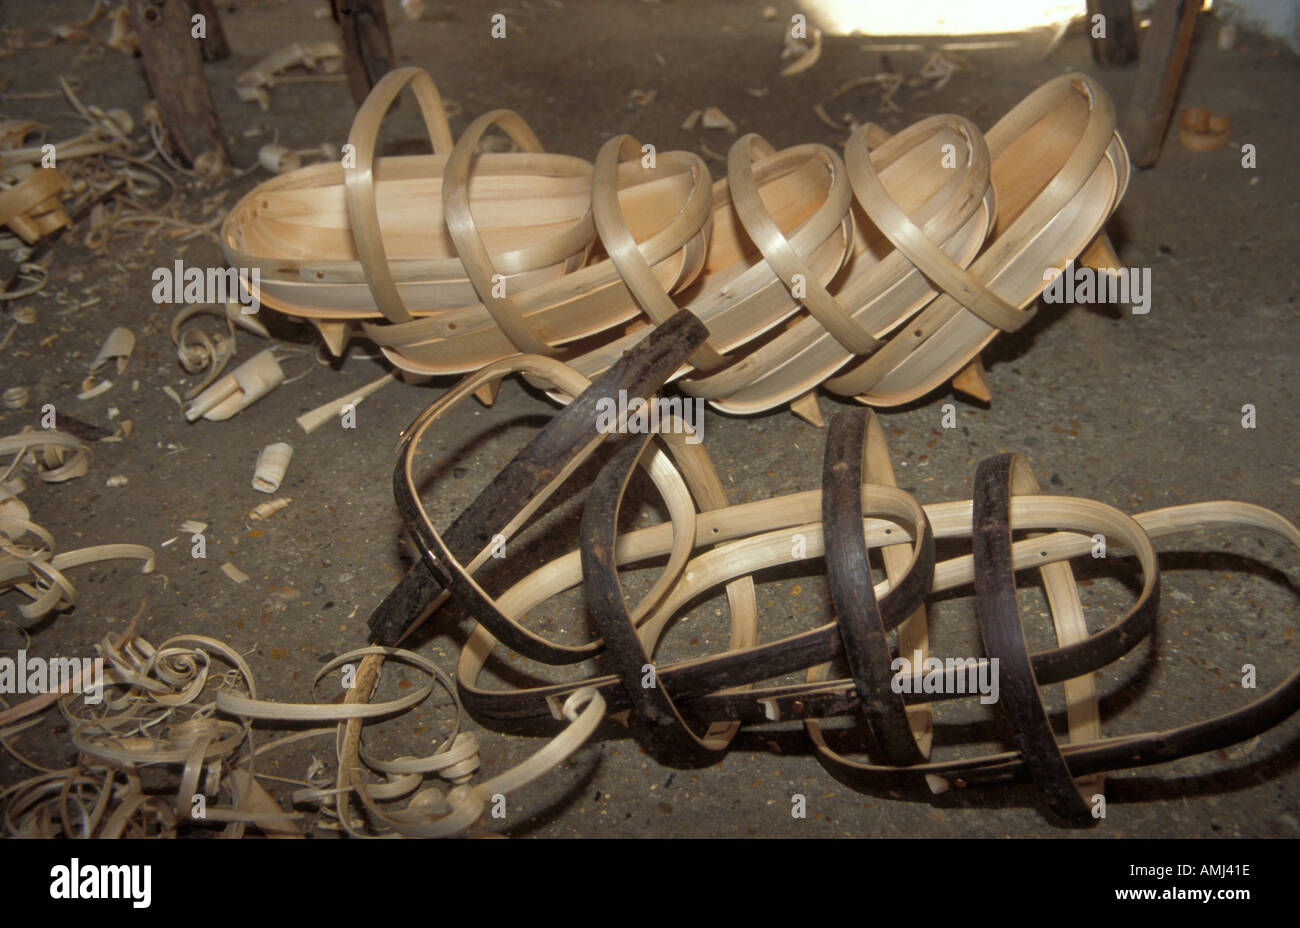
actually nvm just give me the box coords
[249,497,291,521]
[77,377,112,400]
[781,26,822,77]
[221,561,250,584]
[252,442,293,493]
[701,106,737,133]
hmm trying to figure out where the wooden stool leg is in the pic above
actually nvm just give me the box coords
[128,0,229,176]
[1121,0,1201,168]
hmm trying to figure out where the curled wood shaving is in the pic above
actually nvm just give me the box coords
[0,120,47,150]
[105,4,138,56]
[0,429,154,624]
[918,50,960,92]
[812,102,844,131]
[236,41,345,111]
[1,386,26,409]
[171,302,270,401]
[184,349,285,422]
[252,442,292,494]
[0,264,47,301]
[1,629,604,838]
[89,325,133,374]
[248,498,290,521]
[781,25,822,77]
[77,376,112,400]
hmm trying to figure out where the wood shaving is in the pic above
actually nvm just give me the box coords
[220,561,249,584]
[701,106,737,133]
[680,108,702,131]
[236,41,345,111]
[179,520,207,534]
[0,265,48,301]
[89,325,133,374]
[77,377,112,400]
[248,498,290,521]
[296,371,396,433]
[104,474,127,487]
[184,348,284,422]
[1,386,27,409]
[0,626,602,838]
[781,25,822,77]
[0,429,153,624]
[919,50,960,92]
[105,4,138,56]
[812,102,844,131]
[252,442,293,494]
[699,141,726,163]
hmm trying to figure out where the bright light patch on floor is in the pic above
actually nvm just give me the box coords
[801,0,1088,35]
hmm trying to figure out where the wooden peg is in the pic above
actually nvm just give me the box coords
[1078,230,1120,272]
[313,320,350,357]
[951,354,992,403]
[474,379,502,407]
[789,390,824,428]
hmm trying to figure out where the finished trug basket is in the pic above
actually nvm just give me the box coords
[222,68,1128,420]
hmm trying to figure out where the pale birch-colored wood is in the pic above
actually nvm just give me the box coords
[950,354,992,402]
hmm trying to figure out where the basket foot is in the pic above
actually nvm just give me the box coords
[474,379,502,407]
[951,354,992,404]
[790,391,824,427]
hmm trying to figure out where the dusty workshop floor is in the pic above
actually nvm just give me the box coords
[0,0,1296,838]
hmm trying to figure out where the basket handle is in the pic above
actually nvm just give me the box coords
[727,135,877,356]
[344,67,456,325]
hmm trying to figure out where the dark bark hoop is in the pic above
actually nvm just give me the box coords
[369,309,709,653]
[822,408,931,765]
[972,453,1094,821]
[799,496,1300,795]
[456,484,935,725]
[580,434,732,763]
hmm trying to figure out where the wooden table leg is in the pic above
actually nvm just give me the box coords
[188,0,230,61]
[1086,0,1138,66]
[127,0,229,176]
[331,0,396,106]
[1121,0,1202,168]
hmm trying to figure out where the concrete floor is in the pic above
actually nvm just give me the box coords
[0,0,1296,837]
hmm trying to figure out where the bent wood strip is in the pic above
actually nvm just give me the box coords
[368,310,708,649]
[822,409,929,764]
[972,453,1093,820]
